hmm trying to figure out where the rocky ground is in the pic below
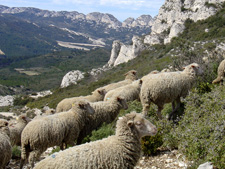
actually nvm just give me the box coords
[8,148,191,169]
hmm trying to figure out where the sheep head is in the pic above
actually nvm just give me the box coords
[126,112,157,138]
[116,97,128,110]
[124,70,138,80]
[183,63,204,76]
[18,114,31,124]
[76,100,95,115]
[0,119,10,137]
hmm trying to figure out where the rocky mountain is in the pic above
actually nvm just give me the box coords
[107,0,225,67]
[0,5,154,57]
[144,0,225,45]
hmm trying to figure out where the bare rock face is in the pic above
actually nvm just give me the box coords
[107,36,146,66]
[0,49,5,55]
[107,41,123,66]
[0,95,14,107]
[122,15,154,27]
[144,0,225,45]
[60,70,84,88]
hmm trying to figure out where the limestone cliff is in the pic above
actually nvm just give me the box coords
[144,0,225,45]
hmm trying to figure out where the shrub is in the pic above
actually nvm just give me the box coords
[12,145,21,159]
[141,130,163,155]
[170,87,225,168]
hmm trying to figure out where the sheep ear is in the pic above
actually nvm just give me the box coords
[139,80,143,84]
[182,67,185,70]
[127,120,134,127]
[79,104,85,109]
[4,121,8,126]
[21,116,26,120]
[191,65,196,68]
[117,97,121,102]
[97,90,102,94]
[132,71,136,75]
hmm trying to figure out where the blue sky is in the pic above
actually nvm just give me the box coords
[0,0,165,21]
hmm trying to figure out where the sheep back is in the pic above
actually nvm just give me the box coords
[9,114,31,146]
[77,96,128,144]
[104,79,142,102]
[0,119,12,169]
[55,88,106,113]
[212,59,225,84]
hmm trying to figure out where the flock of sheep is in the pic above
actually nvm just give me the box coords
[0,59,224,169]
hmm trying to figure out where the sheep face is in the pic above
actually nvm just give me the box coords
[78,101,95,115]
[127,113,157,138]
[0,119,10,137]
[184,63,204,76]
[17,115,31,124]
[117,97,128,110]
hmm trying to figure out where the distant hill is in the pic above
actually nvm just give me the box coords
[0,5,154,57]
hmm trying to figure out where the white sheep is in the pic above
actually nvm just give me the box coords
[76,96,128,145]
[212,59,225,85]
[19,100,95,169]
[34,112,157,169]
[140,63,203,119]
[9,114,31,147]
[0,119,12,169]
[104,79,143,103]
[97,70,138,93]
[55,88,106,113]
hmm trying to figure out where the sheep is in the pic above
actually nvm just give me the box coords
[104,79,143,103]
[97,70,138,93]
[212,59,225,85]
[140,63,203,120]
[9,114,31,147]
[76,96,128,145]
[34,111,157,169]
[19,100,95,169]
[0,119,12,169]
[55,88,106,113]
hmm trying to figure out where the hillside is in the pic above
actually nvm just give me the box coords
[0,48,110,92]
[0,5,153,57]
[1,1,225,169]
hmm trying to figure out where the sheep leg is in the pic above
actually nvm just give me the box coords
[142,103,150,117]
[169,98,181,121]
[28,150,42,168]
[157,105,163,120]
[20,144,30,169]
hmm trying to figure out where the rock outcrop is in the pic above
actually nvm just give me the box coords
[60,70,84,88]
[107,36,146,66]
[0,95,14,107]
[144,0,225,45]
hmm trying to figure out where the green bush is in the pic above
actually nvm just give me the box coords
[170,87,225,168]
[12,145,21,159]
[141,130,163,155]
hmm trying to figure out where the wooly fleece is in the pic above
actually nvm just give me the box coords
[140,63,203,119]
[56,88,106,113]
[0,119,12,169]
[9,114,31,146]
[104,79,143,102]
[97,70,138,93]
[76,96,128,145]
[34,112,157,169]
[212,59,225,85]
[20,100,95,169]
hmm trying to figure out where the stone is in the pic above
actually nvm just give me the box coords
[197,162,213,169]
[60,70,84,88]
[0,95,14,107]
